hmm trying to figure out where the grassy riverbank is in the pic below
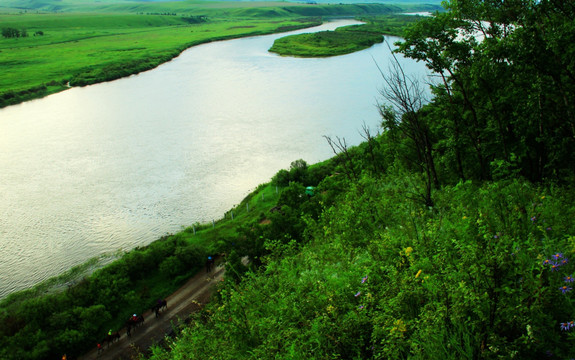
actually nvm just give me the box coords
[0,1,428,108]
[269,14,426,57]
[0,163,301,359]
[0,14,319,108]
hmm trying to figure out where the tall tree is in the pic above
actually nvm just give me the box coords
[378,49,438,206]
[396,0,575,182]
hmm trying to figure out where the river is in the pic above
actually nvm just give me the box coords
[0,19,430,299]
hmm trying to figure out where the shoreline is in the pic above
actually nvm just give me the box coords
[0,20,321,109]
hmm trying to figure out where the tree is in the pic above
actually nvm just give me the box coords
[289,159,308,184]
[2,28,20,38]
[378,47,438,206]
[396,0,575,182]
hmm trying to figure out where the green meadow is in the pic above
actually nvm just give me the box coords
[0,13,317,107]
[0,1,428,108]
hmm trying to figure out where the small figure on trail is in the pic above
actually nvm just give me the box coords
[206,256,214,273]
[97,343,103,355]
[132,313,138,322]
[153,298,168,318]
[104,331,120,347]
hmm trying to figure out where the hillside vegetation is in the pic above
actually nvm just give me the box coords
[140,0,574,359]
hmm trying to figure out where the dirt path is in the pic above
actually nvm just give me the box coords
[79,262,225,360]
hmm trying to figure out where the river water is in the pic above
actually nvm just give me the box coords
[0,20,429,299]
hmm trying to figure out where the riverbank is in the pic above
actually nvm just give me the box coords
[0,16,320,108]
[0,2,424,108]
[0,175,291,359]
[79,260,227,360]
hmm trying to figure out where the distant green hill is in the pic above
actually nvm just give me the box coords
[0,0,442,13]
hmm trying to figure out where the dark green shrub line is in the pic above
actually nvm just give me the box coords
[0,83,66,109]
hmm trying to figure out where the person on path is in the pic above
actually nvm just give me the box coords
[206,256,214,272]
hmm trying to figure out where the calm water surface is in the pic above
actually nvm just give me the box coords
[0,20,429,298]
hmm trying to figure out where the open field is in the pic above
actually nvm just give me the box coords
[0,13,319,107]
[0,1,428,107]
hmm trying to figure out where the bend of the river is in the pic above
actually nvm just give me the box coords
[0,19,430,299]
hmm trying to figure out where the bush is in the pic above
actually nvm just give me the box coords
[159,256,185,278]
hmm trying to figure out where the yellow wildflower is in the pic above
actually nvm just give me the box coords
[391,319,407,333]
[415,269,422,278]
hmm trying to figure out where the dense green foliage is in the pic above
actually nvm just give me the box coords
[0,233,207,359]
[148,177,575,359]
[139,1,575,359]
[395,0,575,183]
[269,14,425,57]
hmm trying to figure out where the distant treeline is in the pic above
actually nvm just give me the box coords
[0,28,44,38]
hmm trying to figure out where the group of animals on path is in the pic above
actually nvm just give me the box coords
[96,298,168,355]
[94,255,220,356]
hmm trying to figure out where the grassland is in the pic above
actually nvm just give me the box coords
[0,1,420,108]
[0,13,319,107]
[269,14,426,57]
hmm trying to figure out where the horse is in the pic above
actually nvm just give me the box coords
[152,299,168,318]
[125,314,144,336]
[102,331,120,347]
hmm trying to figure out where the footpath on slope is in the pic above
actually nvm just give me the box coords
[79,261,226,360]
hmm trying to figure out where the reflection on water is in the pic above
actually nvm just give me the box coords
[0,20,430,298]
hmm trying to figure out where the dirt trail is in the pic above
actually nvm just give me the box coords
[79,263,225,360]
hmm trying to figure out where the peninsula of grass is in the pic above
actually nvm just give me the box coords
[268,14,426,57]
[269,28,384,57]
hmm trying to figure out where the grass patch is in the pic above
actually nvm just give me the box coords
[269,14,427,57]
[269,28,384,57]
